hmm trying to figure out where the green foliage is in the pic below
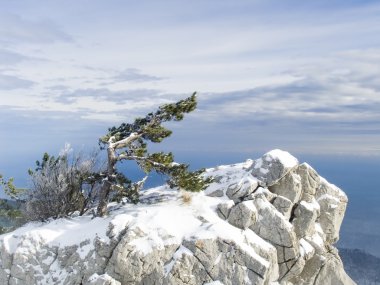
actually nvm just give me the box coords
[29,152,60,175]
[0,174,25,200]
[109,171,133,202]
[0,175,25,233]
[100,93,197,145]
[97,93,212,208]
[168,167,214,193]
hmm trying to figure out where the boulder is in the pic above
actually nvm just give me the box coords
[269,170,302,203]
[250,149,299,186]
[297,163,320,202]
[292,199,320,238]
[227,201,257,229]
[315,178,348,244]
[250,194,297,249]
[225,175,258,201]
[272,195,293,220]
[216,200,234,220]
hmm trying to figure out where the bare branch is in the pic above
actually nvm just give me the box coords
[109,132,142,149]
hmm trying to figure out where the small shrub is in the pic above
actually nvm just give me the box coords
[25,146,104,221]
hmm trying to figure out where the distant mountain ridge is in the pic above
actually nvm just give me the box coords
[339,248,380,285]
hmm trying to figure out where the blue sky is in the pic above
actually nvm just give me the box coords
[1,0,380,185]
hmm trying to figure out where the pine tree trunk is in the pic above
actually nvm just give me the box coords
[96,145,117,217]
[96,180,111,217]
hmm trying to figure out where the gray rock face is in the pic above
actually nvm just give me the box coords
[0,150,355,285]
[227,200,257,229]
[297,163,320,202]
[225,175,258,201]
[216,200,234,220]
[292,200,320,238]
[269,170,302,203]
[272,195,293,220]
[314,250,355,285]
[316,178,348,244]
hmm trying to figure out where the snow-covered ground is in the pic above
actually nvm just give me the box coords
[0,150,354,285]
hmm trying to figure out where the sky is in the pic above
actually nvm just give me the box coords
[1,0,380,186]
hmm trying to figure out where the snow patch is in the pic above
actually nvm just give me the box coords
[317,194,340,204]
[300,199,320,212]
[164,245,193,276]
[300,238,314,258]
[266,149,299,168]
[214,253,222,265]
[204,281,224,285]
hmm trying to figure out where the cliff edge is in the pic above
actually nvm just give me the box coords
[0,150,355,285]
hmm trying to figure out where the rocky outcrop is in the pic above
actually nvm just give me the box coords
[0,149,355,285]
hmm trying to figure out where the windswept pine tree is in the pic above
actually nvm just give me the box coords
[96,93,212,216]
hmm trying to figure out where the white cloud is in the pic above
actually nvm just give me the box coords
[109,68,163,83]
[0,13,72,45]
[0,0,380,158]
[197,49,380,125]
[0,73,34,90]
[0,49,30,65]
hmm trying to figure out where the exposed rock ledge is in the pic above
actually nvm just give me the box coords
[0,150,355,285]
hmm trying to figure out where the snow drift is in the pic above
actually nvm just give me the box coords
[0,150,355,285]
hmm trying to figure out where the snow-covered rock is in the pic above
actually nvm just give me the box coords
[227,200,257,229]
[0,150,355,285]
[249,149,299,187]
